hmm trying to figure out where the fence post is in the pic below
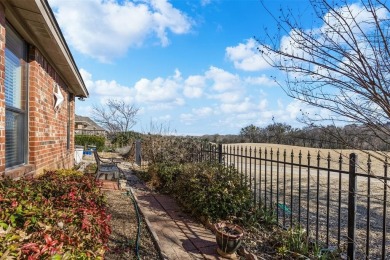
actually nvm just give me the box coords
[218,144,223,164]
[347,153,357,259]
[135,140,142,166]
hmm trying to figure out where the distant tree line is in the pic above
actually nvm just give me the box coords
[201,122,390,151]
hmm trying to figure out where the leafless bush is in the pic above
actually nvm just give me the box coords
[140,135,204,164]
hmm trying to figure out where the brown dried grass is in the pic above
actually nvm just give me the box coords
[222,143,390,259]
[224,143,390,176]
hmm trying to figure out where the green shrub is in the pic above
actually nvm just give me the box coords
[75,135,105,151]
[146,163,182,193]
[146,162,252,222]
[179,163,252,221]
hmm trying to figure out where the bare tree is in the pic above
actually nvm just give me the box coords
[141,119,177,136]
[92,99,139,133]
[258,0,390,157]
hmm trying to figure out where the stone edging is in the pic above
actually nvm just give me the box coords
[127,187,169,260]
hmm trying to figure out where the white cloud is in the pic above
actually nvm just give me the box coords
[226,38,271,71]
[259,99,268,110]
[251,99,330,125]
[151,0,193,45]
[183,75,206,98]
[183,67,244,99]
[80,68,183,108]
[213,99,323,130]
[78,66,310,134]
[179,106,214,125]
[134,76,183,105]
[80,69,93,89]
[321,3,388,44]
[49,0,192,62]
[283,99,336,123]
[236,112,258,120]
[75,104,94,117]
[220,98,255,114]
[285,100,305,119]
[245,75,277,87]
[278,2,389,73]
[80,68,135,103]
[94,80,132,97]
[192,107,213,117]
[279,29,308,59]
[205,66,240,91]
[209,91,242,103]
[172,69,182,80]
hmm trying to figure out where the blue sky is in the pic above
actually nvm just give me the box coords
[47,0,327,135]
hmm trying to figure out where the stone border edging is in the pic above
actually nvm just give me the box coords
[128,187,169,260]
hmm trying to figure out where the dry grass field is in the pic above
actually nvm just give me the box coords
[215,143,390,259]
[222,143,390,176]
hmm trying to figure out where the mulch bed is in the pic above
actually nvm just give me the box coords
[103,190,161,260]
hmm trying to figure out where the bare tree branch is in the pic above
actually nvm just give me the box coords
[92,99,139,134]
[257,0,390,176]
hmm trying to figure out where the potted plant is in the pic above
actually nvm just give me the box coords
[214,222,244,258]
[118,178,127,190]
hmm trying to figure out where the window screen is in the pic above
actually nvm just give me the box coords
[5,25,26,168]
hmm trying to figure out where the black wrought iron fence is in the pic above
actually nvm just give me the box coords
[197,143,390,259]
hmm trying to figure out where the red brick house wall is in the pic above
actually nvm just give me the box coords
[0,1,86,179]
[27,47,75,176]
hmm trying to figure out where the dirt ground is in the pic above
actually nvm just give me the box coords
[103,190,161,260]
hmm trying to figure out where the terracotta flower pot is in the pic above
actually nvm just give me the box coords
[118,179,127,190]
[214,222,244,258]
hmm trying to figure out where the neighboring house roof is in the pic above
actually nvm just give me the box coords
[75,115,106,132]
[1,0,88,98]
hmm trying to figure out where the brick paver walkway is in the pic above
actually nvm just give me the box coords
[127,170,232,260]
[94,160,231,259]
[100,180,120,191]
[127,173,228,260]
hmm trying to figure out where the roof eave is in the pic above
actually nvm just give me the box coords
[0,0,88,98]
[36,0,88,98]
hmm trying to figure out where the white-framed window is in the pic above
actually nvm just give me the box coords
[5,24,27,168]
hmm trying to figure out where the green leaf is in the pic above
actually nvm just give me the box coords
[10,215,16,227]
[16,204,23,214]
[0,222,8,229]
[52,254,62,260]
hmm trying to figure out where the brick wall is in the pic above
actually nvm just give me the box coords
[28,47,75,176]
[0,5,77,179]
